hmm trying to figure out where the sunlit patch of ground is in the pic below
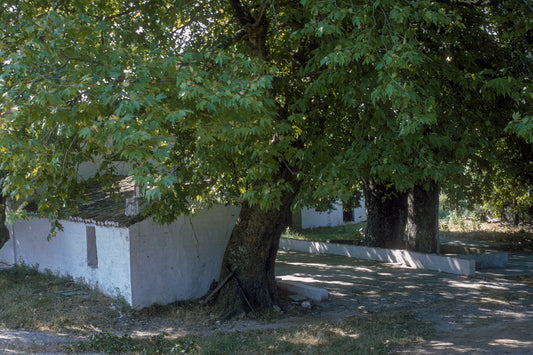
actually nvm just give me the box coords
[441,221,533,252]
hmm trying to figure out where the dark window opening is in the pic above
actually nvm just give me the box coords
[86,226,98,268]
[343,208,354,222]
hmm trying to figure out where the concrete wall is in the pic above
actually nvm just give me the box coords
[0,204,240,308]
[300,202,366,229]
[1,219,133,304]
[280,238,476,276]
[0,231,14,264]
[128,204,240,309]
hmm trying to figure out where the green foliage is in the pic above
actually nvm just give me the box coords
[0,262,40,281]
[300,0,531,189]
[443,133,533,223]
[1,0,531,224]
[439,209,481,232]
[508,113,533,143]
[112,294,132,314]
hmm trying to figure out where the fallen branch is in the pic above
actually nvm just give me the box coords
[199,267,237,305]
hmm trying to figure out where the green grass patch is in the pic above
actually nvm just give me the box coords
[67,333,192,354]
[193,310,430,354]
[282,223,366,245]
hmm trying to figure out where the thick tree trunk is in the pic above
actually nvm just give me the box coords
[406,182,440,254]
[363,181,408,249]
[512,199,520,226]
[0,205,9,250]
[500,206,507,223]
[0,177,8,249]
[213,168,300,318]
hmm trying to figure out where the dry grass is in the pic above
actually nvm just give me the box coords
[283,223,366,245]
[1,264,431,354]
[0,264,120,334]
[67,310,431,354]
[195,311,431,354]
[440,221,533,252]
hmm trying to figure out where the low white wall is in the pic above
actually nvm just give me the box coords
[301,203,366,229]
[128,204,240,309]
[279,238,476,276]
[5,219,133,304]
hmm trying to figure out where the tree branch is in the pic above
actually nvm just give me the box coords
[251,0,271,29]
[213,28,248,50]
[228,0,253,26]
[435,0,499,6]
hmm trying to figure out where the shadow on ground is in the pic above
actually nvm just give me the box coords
[276,249,533,354]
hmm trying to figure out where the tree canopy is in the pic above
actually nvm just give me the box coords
[1,0,532,311]
[1,0,531,220]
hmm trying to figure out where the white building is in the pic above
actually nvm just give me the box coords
[0,177,239,309]
[292,201,366,229]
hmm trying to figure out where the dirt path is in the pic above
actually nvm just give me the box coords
[275,250,533,354]
[2,248,533,354]
[0,328,82,354]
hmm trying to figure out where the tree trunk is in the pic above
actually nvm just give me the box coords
[211,1,298,318]
[406,182,440,254]
[213,168,300,318]
[0,178,8,250]
[500,206,507,223]
[363,181,408,249]
[512,199,519,226]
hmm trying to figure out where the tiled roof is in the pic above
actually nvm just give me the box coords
[70,176,146,228]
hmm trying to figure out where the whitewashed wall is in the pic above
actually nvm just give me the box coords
[2,219,133,305]
[300,202,366,229]
[77,159,133,179]
[0,204,241,308]
[0,232,14,264]
[128,204,240,309]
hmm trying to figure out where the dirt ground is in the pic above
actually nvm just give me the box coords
[1,225,533,354]
[275,250,533,354]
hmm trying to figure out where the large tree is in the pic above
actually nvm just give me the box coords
[0,0,330,313]
[1,0,531,314]
[296,0,532,252]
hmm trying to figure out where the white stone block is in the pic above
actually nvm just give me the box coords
[279,238,476,276]
[276,279,328,302]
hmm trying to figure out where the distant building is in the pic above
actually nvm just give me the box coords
[292,201,366,229]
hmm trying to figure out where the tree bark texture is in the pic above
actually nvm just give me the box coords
[406,182,440,254]
[512,199,520,226]
[229,0,269,60]
[363,181,408,249]
[213,166,300,318]
[0,174,8,250]
[0,210,8,250]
